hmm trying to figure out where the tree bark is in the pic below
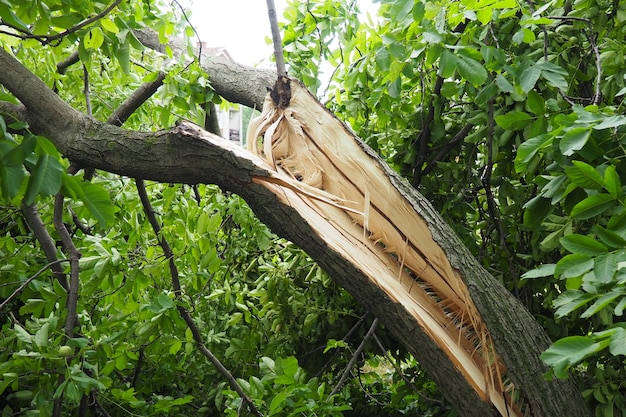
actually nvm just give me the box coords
[133,28,274,110]
[0,47,589,417]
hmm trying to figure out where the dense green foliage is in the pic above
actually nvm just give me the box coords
[281,0,626,415]
[1,0,626,416]
[0,1,448,416]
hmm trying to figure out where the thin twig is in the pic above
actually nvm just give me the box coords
[70,208,92,235]
[83,65,92,116]
[371,334,444,405]
[136,180,263,417]
[0,259,70,312]
[481,98,508,252]
[314,312,370,377]
[588,31,602,104]
[412,76,444,187]
[329,318,379,397]
[421,124,474,177]
[1,0,122,45]
[266,0,286,75]
[171,0,203,65]
[101,76,260,414]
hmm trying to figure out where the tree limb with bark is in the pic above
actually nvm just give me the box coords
[0,34,588,416]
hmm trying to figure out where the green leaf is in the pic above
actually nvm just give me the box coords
[23,154,64,205]
[523,195,552,229]
[14,324,32,344]
[274,374,294,385]
[280,356,299,377]
[474,81,498,106]
[495,111,532,130]
[269,391,289,415]
[560,234,607,256]
[555,253,593,279]
[84,27,105,50]
[389,0,415,21]
[2,133,37,166]
[101,17,119,34]
[538,61,569,91]
[603,165,621,197]
[522,263,555,279]
[595,226,626,249]
[34,322,49,348]
[0,5,29,31]
[387,78,401,98]
[476,7,492,24]
[515,134,553,173]
[593,115,626,130]
[116,40,130,74]
[608,327,626,355]
[375,48,390,71]
[560,127,591,156]
[35,136,60,158]
[439,50,458,78]
[564,161,604,189]
[526,90,545,115]
[456,55,488,86]
[0,164,26,200]
[541,336,608,378]
[581,290,621,318]
[63,176,117,227]
[570,193,615,220]
[260,357,276,373]
[593,253,617,283]
[540,174,569,203]
[519,65,541,93]
[495,73,515,93]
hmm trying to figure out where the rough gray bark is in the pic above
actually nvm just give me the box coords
[133,28,273,110]
[0,47,589,417]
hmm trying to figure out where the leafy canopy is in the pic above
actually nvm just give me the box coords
[3,0,626,415]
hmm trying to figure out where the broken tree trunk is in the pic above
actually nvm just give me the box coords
[244,79,588,417]
[0,47,587,417]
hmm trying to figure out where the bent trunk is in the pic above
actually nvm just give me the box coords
[243,79,588,417]
[0,47,587,417]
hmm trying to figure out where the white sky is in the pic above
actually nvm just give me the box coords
[182,0,289,66]
[181,0,378,67]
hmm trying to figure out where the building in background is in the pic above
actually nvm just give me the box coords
[199,43,243,146]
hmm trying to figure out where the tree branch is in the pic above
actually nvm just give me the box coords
[51,193,81,417]
[412,75,443,187]
[0,45,588,417]
[107,72,167,126]
[0,259,70,312]
[102,72,261,415]
[20,203,70,290]
[53,194,81,339]
[136,180,263,417]
[266,0,287,76]
[1,0,122,45]
[329,318,379,397]
[421,123,474,177]
[372,333,444,406]
[133,28,274,110]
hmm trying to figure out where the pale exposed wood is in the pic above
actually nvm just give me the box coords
[247,81,522,417]
[0,46,589,417]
